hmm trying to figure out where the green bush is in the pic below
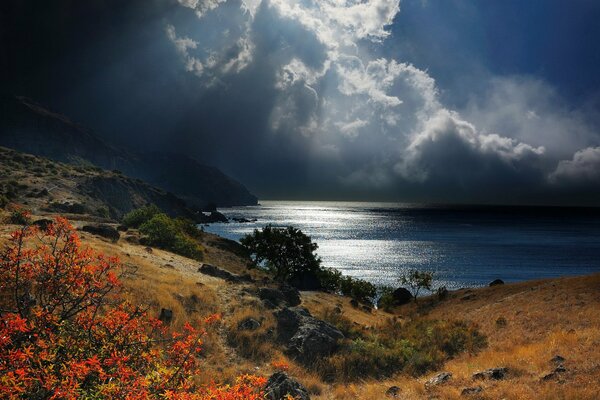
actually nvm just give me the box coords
[339,275,376,304]
[138,213,203,261]
[316,267,342,292]
[317,318,486,381]
[122,204,161,228]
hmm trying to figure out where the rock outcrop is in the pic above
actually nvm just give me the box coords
[274,307,344,363]
[264,372,310,400]
[81,224,120,242]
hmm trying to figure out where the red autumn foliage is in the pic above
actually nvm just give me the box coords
[0,217,266,399]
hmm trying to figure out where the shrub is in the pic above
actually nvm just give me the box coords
[6,205,32,225]
[317,318,486,381]
[0,217,265,399]
[139,213,204,261]
[339,275,377,304]
[317,267,343,292]
[400,269,435,300]
[122,204,161,228]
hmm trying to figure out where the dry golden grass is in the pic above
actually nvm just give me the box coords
[1,213,599,399]
[226,307,277,361]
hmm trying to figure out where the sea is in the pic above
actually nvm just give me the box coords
[204,201,600,290]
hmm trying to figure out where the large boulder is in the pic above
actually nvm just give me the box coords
[279,284,301,306]
[81,224,120,242]
[198,263,252,283]
[258,288,287,306]
[489,279,504,286]
[259,285,301,307]
[378,287,412,308]
[264,372,310,400]
[275,307,344,363]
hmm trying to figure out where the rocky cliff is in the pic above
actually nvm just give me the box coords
[0,95,257,208]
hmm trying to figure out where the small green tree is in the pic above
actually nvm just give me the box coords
[240,225,321,284]
[400,269,434,301]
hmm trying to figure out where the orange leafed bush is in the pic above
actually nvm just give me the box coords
[0,217,265,399]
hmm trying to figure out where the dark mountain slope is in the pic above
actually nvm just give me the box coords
[0,95,257,208]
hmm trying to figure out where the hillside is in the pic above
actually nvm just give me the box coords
[0,95,257,208]
[0,146,197,220]
[1,201,598,398]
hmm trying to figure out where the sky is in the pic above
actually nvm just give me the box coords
[1,0,600,205]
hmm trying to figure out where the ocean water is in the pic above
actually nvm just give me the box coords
[204,201,600,290]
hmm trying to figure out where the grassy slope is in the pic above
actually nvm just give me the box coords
[1,213,598,399]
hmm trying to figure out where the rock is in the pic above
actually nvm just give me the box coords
[81,224,120,242]
[377,287,413,308]
[426,372,452,387]
[198,263,238,282]
[258,286,301,307]
[489,279,505,286]
[275,307,344,362]
[437,286,449,300]
[554,364,567,373]
[541,364,567,381]
[461,293,476,301]
[163,263,176,269]
[333,306,342,314]
[198,211,229,223]
[361,305,372,313]
[279,284,301,307]
[264,372,310,400]
[259,288,287,306]
[461,387,483,396]
[550,355,565,364]
[392,287,413,305]
[238,317,261,331]
[159,308,173,324]
[144,246,153,253]
[472,367,508,380]
[350,299,359,308]
[124,235,139,244]
[262,299,278,309]
[385,386,401,397]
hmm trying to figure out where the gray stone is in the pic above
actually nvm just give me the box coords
[198,263,248,283]
[81,224,120,242]
[275,307,344,363]
[426,372,452,387]
[550,355,565,364]
[159,308,173,324]
[385,386,401,397]
[238,317,261,331]
[472,367,508,380]
[461,386,483,396]
[264,372,310,400]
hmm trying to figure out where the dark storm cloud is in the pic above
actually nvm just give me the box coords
[2,0,600,205]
